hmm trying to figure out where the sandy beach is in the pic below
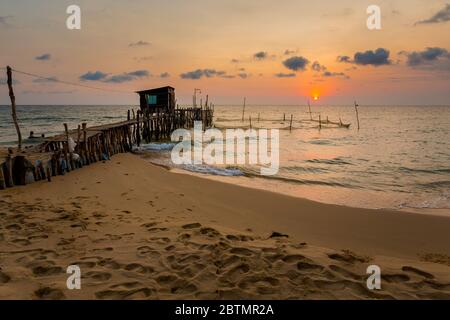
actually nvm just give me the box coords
[0,153,449,300]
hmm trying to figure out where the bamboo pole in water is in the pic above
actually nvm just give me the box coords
[308,100,313,121]
[6,66,22,150]
[354,101,360,130]
[242,97,246,122]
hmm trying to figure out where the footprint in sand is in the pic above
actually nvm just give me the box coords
[170,279,198,295]
[401,266,435,279]
[328,250,370,264]
[281,254,308,264]
[0,271,11,284]
[110,282,142,289]
[98,259,122,270]
[200,227,221,238]
[29,261,63,277]
[35,287,65,300]
[71,261,97,269]
[95,288,153,300]
[381,273,410,283]
[297,261,325,273]
[182,223,202,230]
[329,265,363,281]
[83,271,112,282]
[124,263,155,274]
[229,247,255,257]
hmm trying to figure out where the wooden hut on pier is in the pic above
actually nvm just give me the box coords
[136,86,176,114]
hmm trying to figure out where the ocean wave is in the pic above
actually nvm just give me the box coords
[133,143,175,152]
[182,164,244,176]
[243,171,355,188]
[305,157,353,165]
[418,181,450,189]
[399,167,450,175]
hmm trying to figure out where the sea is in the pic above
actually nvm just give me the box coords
[1,104,449,215]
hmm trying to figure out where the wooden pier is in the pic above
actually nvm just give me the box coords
[0,106,214,190]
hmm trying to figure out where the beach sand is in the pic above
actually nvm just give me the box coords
[0,153,449,300]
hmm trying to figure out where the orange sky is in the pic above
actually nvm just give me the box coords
[0,0,449,105]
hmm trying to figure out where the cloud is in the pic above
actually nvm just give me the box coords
[416,4,450,25]
[231,59,240,63]
[35,53,51,61]
[129,41,151,47]
[80,71,109,81]
[337,55,352,63]
[401,47,450,71]
[274,73,296,78]
[282,56,309,71]
[33,76,59,83]
[47,90,74,94]
[353,48,391,66]
[0,15,13,27]
[80,70,149,83]
[180,69,232,80]
[159,72,170,78]
[284,49,296,55]
[254,51,268,60]
[323,71,349,78]
[134,56,152,62]
[311,61,326,72]
[403,47,450,66]
[238,73,249,79]
[310,61,349,78]
[0,78,20,85]
[105,70,150,83]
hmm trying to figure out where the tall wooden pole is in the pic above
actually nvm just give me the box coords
[308,100,313,121]
[354,101,360,130]
[241,97,246,122]
[6,66,22,150]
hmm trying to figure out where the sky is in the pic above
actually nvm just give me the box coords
[0,0,449,105]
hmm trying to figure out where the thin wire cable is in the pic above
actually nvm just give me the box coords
[10,68,134,94]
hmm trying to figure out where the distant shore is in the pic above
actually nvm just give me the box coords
[1,153,449,299]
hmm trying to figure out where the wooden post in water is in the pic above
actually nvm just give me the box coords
[289,114,293,132]
[136,111,141,146]
[63,123,71,172]
[319,114,322,130]
[308,100,313,121]
[77,125,81,160]
[258,113,260,122]
[241,97,246,122]
[249,116,252,129]
[82,123,88,164]
[6,66,22,150]
[0,166,5,190]
[354,101,360,130]
[283,113,286,122]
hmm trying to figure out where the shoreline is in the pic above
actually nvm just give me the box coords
[136,148,450,217]
[1,153,449,299]
[170,167,450,218]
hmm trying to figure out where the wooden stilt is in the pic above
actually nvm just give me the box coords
[6,66,22,150]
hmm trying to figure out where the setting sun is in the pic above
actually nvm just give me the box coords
[313,94,320,101]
